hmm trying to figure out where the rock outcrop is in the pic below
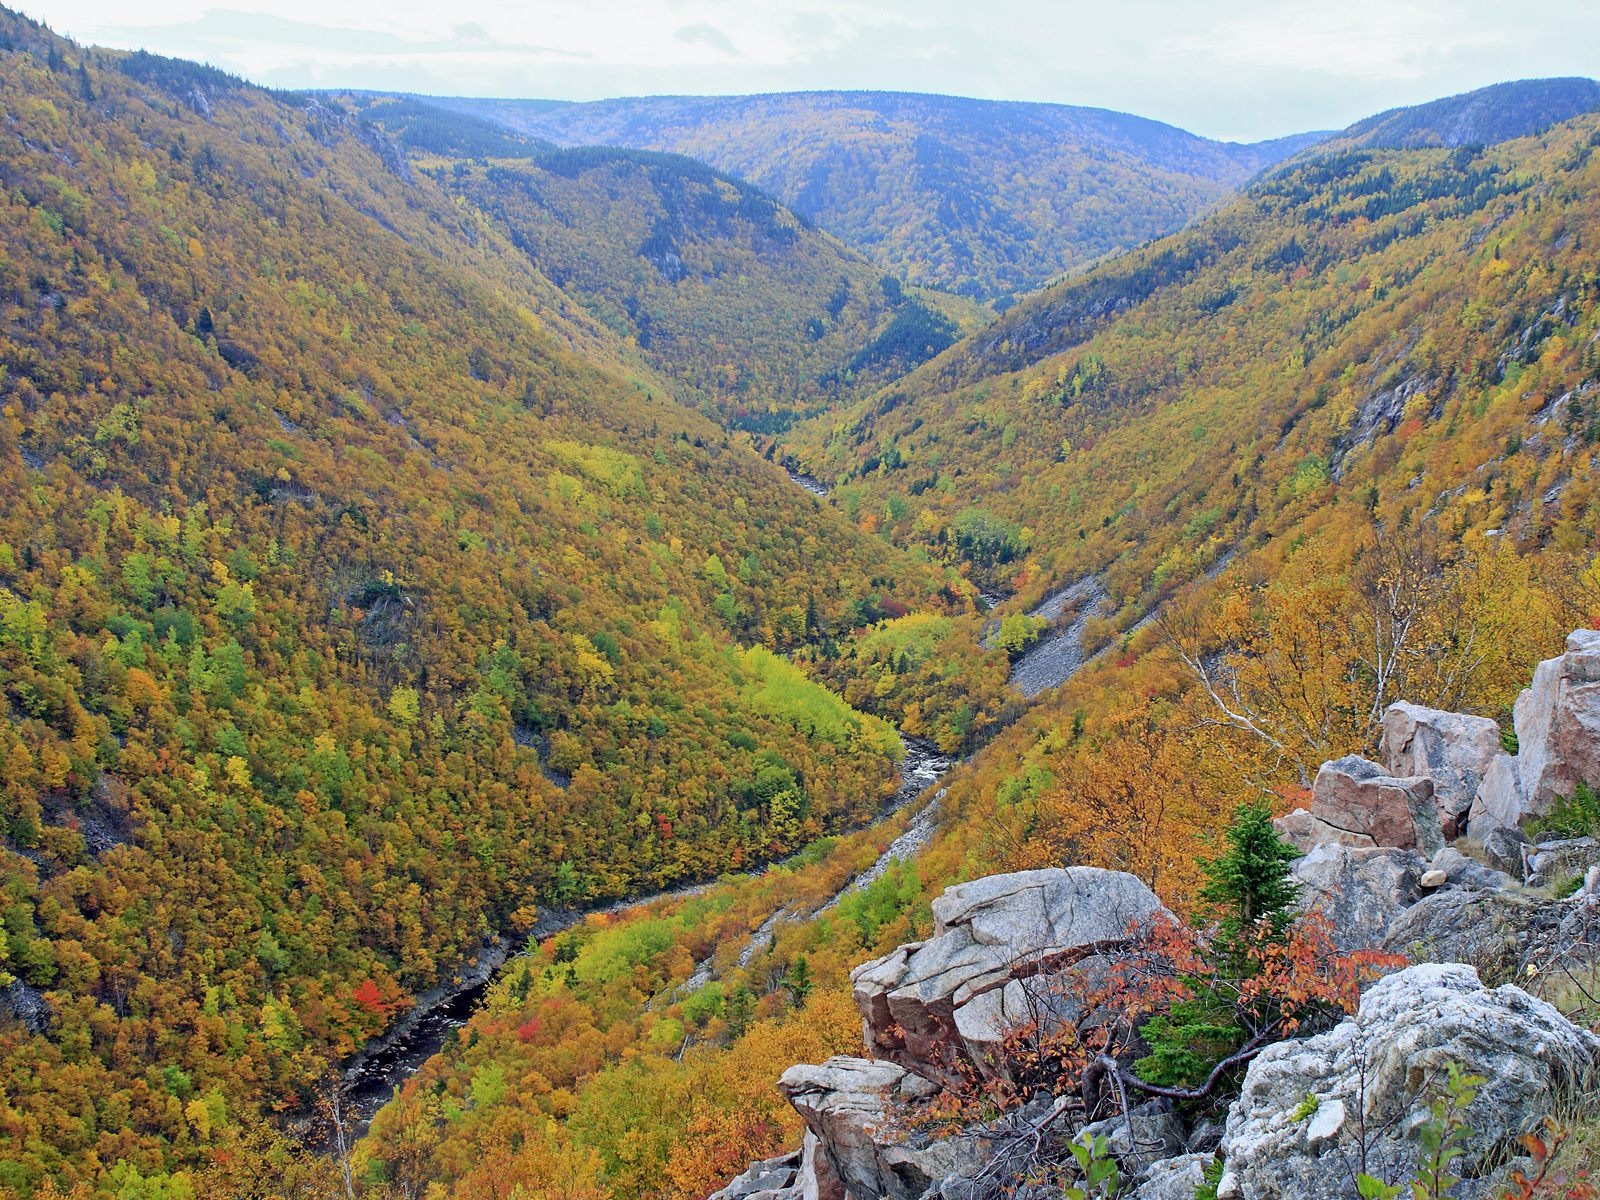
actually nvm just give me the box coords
[1278,756,1443,856]
[1218,964,1600,1200]
[705,636,1600,1200]
[1525,836,1600,889]
[1380,702,1502,837]
[1471,630,1600,832]
[0,978,50,1035]
[1130,1153,1212,1200]
[707,1148,805,1200]
[851,868,1168,1087]
[778,1058,980,1200]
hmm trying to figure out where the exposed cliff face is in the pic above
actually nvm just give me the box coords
[710,633,1600,1200]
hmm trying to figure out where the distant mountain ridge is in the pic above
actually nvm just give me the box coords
[418,90,1318,300]
[1332,76,1600,150]
[343,94,984,428]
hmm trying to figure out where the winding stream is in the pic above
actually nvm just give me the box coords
[325,739,948,1142]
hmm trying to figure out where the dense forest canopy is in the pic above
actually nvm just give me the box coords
[0,12,1000,1192]
[337,95,986,430]
[2,7,1599,1198]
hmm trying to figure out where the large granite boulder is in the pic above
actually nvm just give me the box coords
[1512,630,1600,810]
[1472,631,1600,833]
[1279,756,1443,856]
[850,869,1169,1088]
[1217,964,1600,1200]
[778,1057,981,1200]
[1291,844,1424,950]
[1468,753,1526,836]
[1380,702,1503,837]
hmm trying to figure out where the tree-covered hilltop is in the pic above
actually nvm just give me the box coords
[339,95,986,431]
[1332,76,1600,152]
[0,12,1003,1191]
[420,90,1318,301]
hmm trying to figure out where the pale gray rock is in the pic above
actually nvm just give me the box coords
[1381,702,1503,836]
[706,1149,802,1200]
[1381,888,1539,977]
[777,1057,981,1200]
[1470,752,1527,836]
[1130,1152,1213,1200]
[1186,1118,1224,1154]
[1503,630,1600,824]
[1526,837,1600,889]
[1419,868,1448,889]
[1306,756,1443,856]
[1292,844,1423,950]
[1218,964,1600,1200]
[1478,822,1530,877]
[1428,846,1516,892]
[1081,1102,1186,1167]
[852,869,1169,1087]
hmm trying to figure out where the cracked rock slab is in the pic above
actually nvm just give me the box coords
[850,869,1169,1087]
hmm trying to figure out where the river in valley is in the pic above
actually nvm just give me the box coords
[783,465,830,497]
[325,472,1104,1146]
[324,736,949,1142]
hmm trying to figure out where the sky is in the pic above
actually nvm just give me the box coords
[30,0,1600,142]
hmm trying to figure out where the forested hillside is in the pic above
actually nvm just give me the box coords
[785,110,1600,624]
[0,13,991,1193]
[339,96,985,430]
[423,91,1318,300]
[7,8,1600,1199]
[358,106,1600,1200]
[1334,76,1600,151]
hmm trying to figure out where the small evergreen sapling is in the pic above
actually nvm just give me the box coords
[1135,801,1301,1089]
[1197,800,1302,965]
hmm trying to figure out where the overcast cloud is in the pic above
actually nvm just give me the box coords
[30,0,1600,142]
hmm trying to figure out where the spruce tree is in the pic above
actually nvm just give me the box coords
[1197,799,1301,964]
[1135,800,1302,1089]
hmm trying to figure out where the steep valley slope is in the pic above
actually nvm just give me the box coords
[340,95,988,431]
[0,14,1003,1192]
[4,11,1600,1199]
[353,97,1600,1200]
